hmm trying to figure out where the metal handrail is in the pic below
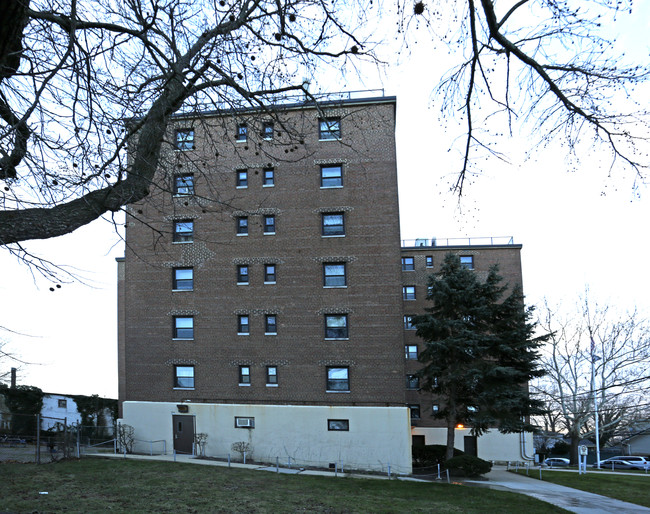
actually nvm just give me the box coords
[401,236,515,248]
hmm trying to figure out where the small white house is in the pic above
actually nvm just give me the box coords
[40,394,83,429]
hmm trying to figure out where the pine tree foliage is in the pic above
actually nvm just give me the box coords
[414,253,548,456]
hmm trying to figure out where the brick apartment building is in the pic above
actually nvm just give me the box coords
[117,92,532,472]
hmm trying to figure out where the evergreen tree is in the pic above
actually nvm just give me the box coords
[414,253,547,460]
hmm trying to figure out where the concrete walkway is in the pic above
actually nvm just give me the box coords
[95,454,649,513]
[467,466,650,514]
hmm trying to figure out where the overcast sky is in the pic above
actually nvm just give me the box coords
[2,3,649,398]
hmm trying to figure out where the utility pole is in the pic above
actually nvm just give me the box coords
[590,333,601,469]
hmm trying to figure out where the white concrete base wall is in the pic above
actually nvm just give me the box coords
[412,427,534,462]
[121,402,412,474]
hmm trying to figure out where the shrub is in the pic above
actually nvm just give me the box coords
[445,455,492,477]
[412,444,464,468]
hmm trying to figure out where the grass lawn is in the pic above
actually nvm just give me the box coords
[511,469,650,508]
[0,458,566,513]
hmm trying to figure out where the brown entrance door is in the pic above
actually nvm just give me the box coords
[172,415,194,455]
[464,435,478,457]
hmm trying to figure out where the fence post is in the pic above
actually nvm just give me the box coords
[228,453,231,467]
[36,414,41,464]
[63,418,68,459]
[335,463,338,477]
[243,451,246,464]
[76,424,80,458]
[150,441,153,456]
[276,456,279,473]
[387,462,391,479]
[287,456,292,469]
[173,449,176,462]
[446,469,450,484]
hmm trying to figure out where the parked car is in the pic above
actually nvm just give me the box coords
[592,457,649,470]
[543,458,570,468]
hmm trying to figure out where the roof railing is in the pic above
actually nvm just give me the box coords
[401,236,515,248]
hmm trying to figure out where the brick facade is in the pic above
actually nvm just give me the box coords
[117,95,524,430]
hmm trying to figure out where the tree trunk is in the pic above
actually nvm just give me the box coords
[446,418,456,461]
[569,433,580,465]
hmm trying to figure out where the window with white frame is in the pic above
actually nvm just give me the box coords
[174,174,194,195]
[262,121,274,140]
[173,220,194,243]
[236,169,248,188]
[175,129,194,151]
[264,264,276,283]
[320,164,343,188]
[237,265,249,284]
[319,117,341,140]
[265,314,277,334]
[263,168,275,186]
[323,262,346,287]
[325,314,348,339]
[266,366,278,385]
[173,316,194,339]
[405,345,418,360]
[401,257,415,271]
[460,255,474,270]
[173,268,194,291]
[263,215,276,234]
[236,123,247,142]
[174,365,195,388]
[326,367,349,391]
[239,366,251,385]
[322,212,344,236]
[403,286,416,300]
[238,315,249,335]
[236,216,248,235]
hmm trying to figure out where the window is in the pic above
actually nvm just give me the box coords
[408,404,421,420]
[321,164,343,188]
[266,366,278,385]
[403,286,416,300]
[322,213,344,236]
[326,367,349,391]
[236,169,248,188]
[404,315,416,330]
[405,345,418,360]
[236,216,248,235]
[323,263,346,287]
[319,117,341,140]
[238,315,249,335]
[460,255,474,270]
[58,399,67,409]
[239,366,251,385]
[262,122,274,140]
[173,268,194,291]
[173,316,194,339]
[173,220,194,242]
[174,174,194,195]
[325,314,348,339]
[401,257,415,271]
[175,129,194,151]
[263,168,275,186]
[265,314,277,334]
[237,265,249,284]
[174,365,195,388]
[426,256,433,268]
[263,215,275,234]
[264,264,276,283]
[328,419,349,431]
[235,416,255,428]
[406,375,419,390]
[236,123,247,142]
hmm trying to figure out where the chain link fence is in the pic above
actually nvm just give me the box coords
[0,410,117,463]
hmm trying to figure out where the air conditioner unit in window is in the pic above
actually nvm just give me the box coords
[235,417,253,428]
